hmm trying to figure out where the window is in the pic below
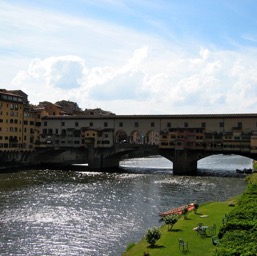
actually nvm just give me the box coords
[44,121,47,126]
[104,122,108,127]
[238,122,242,128]
[201,122,206,128]
[151,122,155,127]
[90,122,93,127]
[184,122,188,128]
[61,121,65,126]
[75,122,79,127]
[219,122,224,128]
[135,122,139,127]
[119,122,123,127]
[167,122,171,128]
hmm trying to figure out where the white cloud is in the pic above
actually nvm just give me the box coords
[1,2,257,114]
[10,45,257,114]
[13,55,87,87]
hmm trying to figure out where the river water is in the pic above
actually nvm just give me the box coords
[0,154,252,256]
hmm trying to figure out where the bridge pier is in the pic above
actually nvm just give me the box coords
[172,150,198,175]
[88,147,120,170]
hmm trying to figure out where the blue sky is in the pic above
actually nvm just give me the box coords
[1,0,257,114]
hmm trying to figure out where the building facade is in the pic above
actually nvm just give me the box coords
[0,90,57,151]
[2,88,257,157]
[40,114,257,154]
[0,90,24,150]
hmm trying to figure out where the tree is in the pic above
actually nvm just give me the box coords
[182,206,188,219]
[164,214,179,231]
[145,227,161,247]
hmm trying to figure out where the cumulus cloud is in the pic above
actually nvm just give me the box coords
[12,55,87,104]
[14,56,87,87]
[10,45,257,114]
[89,47,148,100]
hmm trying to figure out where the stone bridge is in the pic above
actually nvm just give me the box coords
[2,113,257,174]
[8,143,255,175]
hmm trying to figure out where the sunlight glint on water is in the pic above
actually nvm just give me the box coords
[0,155,251,255]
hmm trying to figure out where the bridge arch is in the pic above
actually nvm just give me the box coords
[115,130,128,143]
[130,130,144,144]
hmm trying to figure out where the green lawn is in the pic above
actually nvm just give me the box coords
[123,173,257,256]
[122,199,236,256]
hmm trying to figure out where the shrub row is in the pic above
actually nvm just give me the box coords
[216,175,257,256]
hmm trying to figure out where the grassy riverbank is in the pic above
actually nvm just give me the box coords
[123,173,257,256]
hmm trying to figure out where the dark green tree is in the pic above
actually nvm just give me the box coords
[145,227,161,247]
[164,214,179,231]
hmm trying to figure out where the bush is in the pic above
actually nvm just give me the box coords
[145,227,161,247]
[164,214,179,231]
[216,174,257,255]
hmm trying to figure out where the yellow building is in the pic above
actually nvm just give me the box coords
[81,128,98,148]
[0,90,24,151]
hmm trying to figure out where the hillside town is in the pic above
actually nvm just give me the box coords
[0,89,115,151]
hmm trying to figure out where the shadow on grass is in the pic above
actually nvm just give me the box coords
[180,249,190,254]
[168,228,182,232]
[147,244,165,249]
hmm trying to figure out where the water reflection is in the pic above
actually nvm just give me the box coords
[120,154,253,176]
[0,155,251,256]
